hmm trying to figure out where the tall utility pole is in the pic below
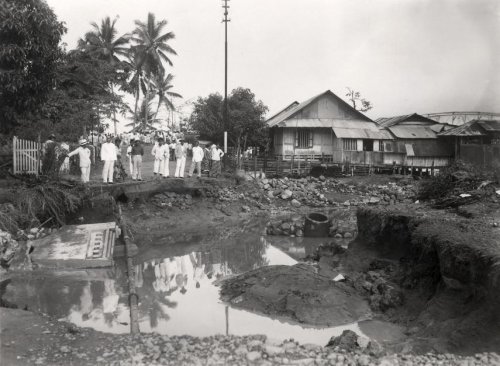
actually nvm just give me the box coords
[222,0,230,132]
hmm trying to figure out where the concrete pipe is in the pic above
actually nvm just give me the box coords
[304,213,330,237]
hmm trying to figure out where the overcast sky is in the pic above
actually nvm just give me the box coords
[46,0,499,132]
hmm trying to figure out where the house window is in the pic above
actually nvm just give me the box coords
[363,140,373,151]
[343,138,358,151]
[379,140,385,152]
[295,130,313,148]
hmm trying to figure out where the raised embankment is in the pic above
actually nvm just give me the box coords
[354,205,500,353]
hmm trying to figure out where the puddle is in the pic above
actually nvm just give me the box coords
[1,232,401,345]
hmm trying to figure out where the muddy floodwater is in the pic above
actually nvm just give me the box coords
[2,228,402,345]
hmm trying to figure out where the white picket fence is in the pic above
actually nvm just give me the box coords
[13,136,41,175]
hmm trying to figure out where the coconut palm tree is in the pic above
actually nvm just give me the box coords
[151,71,182,121]
[125,96,158,134]
[123,49,147,130]
[78,16,130,135]
[78,16,130,65]
[132,13,177,127]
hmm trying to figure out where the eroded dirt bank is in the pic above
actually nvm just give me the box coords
[352,205,500,354]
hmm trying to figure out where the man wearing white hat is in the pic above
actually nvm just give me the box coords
[67,139,92,183]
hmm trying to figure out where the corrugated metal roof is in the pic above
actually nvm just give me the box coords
[387,126,437,139]
[437,120,485,136]
[273,118,393,140]
[275,118,376,129]
[332,127,393,140]
[375,113,438,128]
[477,120,500,131]
[266,101,299,127]
[267,90,372,127]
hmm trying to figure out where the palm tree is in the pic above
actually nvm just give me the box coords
[124,49,146,130]
[132,13,177,127]
[125,97,158,134]
[151,71,182,122]
[78,16,130,135]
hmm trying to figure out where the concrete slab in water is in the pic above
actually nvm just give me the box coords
[30,222,117,269]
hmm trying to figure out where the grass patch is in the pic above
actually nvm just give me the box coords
[15,182,82,226]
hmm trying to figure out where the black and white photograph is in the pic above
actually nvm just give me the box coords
[1,0,499,364]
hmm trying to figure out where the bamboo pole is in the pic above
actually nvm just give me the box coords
[118,204,140,335]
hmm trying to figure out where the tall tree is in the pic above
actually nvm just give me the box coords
[78,16,130,134]
[190,88,268,166]
[151,71,182,121]
[122,50,146,130]
[132,13,177,127]
[345,87,373,112]
[0,0,66,133]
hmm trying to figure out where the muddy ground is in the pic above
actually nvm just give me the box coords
[1,174,500,364]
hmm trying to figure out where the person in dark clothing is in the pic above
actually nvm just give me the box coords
[131,140,144,181]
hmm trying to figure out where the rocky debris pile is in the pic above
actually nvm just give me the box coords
[326,329,384,356]
[258,176,415,207]
[0,230,19,268]
[266,215,305,237]
[259,177,331,207]
[0,224,53,276]
[266,212,358,239]
[18,226,53,241]
[350,260,405,312]
[205,186,246,202]
[151,192,194,210]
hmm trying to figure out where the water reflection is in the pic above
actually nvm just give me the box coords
[2,235,365,344]
[264,235,351,261]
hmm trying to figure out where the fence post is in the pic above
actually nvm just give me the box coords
[264,153,268,175]
[291,154,295,176]
[37,134,41,176]
[254,154,257,178]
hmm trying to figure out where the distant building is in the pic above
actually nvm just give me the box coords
[267,90,392,165]
[438,119,500,169]
[422,112,500,126]
[376,113,455,168]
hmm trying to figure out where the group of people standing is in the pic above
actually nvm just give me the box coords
[66,136,126,184]
[62,135,225,184]
[149,139,225,179]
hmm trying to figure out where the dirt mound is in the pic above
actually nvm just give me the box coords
[219,264,371,326]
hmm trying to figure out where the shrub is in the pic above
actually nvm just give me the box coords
[417,160,494,200]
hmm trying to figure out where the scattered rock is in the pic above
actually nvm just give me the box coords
[246,351,261,361]
[326,330,359,351]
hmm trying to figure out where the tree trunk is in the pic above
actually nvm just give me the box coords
[145,77,151,130]
[236,136,241,170]
[134,89,139,131]
[154,95,161,122]
[110,84,118,136]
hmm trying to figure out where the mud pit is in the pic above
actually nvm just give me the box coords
[2,179,500,359]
